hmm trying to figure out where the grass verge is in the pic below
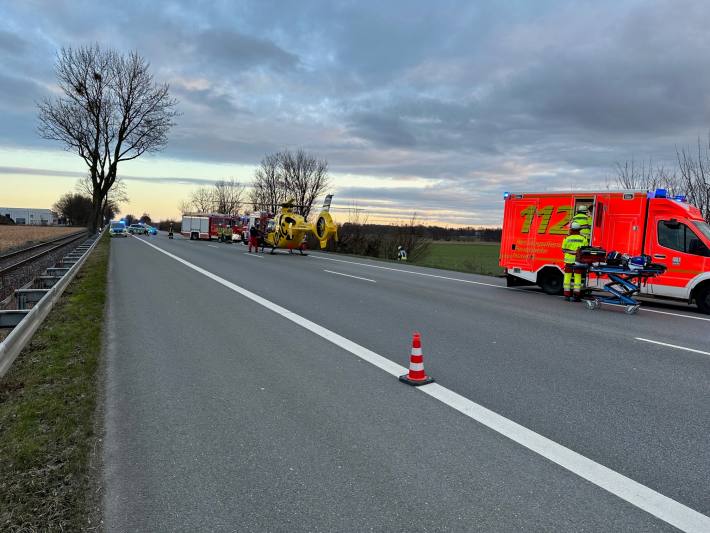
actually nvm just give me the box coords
[330,241,504,277]
[0,231,108,531]
[414,241,503,276]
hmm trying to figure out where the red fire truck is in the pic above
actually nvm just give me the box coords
[180,213,240,241]
[499,189,710,313]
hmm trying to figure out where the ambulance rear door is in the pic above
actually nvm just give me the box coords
[601,192,647,256]
[501,195,538,272]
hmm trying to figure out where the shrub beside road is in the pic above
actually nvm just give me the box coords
[0,232,108,531]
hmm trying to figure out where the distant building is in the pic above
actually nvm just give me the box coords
[0,207,57,225]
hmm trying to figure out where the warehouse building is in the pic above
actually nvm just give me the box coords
[0,207,57,225]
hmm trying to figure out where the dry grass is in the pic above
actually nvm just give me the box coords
[0,226,83,254]
[0,232,108,531]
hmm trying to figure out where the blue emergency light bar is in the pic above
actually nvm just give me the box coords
[672,195,687,202]
[503,192,510,199]
[654,188,667,198]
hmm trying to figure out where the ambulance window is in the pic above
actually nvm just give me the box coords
[693,221,710,241]
[658,221,710,257]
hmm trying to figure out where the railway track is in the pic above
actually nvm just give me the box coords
[0,230,89,302]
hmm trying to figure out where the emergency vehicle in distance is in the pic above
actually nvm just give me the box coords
[236,211,273,244]
[499,189,710,313]
[180,213,240,241]
[235,195,338,253]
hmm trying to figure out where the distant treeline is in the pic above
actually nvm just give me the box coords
[157,217,501,261]
[306,222,501,261]
[340,223,502,242]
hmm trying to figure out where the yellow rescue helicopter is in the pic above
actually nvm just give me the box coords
[261,194,338,254]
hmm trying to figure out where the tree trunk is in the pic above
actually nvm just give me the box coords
[90,189,103,233]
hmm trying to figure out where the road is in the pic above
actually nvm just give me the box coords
[103,234,710,532]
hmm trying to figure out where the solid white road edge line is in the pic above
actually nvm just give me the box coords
[635,337,710,356]
[243,252,264,258]
[324,269,376,283]
[310,253,710,322]
[207,244,219,248]
[135,237,710,533]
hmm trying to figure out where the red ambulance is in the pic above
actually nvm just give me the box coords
[499,189,710,313]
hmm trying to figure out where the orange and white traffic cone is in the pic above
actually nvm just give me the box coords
[399,332,435,386]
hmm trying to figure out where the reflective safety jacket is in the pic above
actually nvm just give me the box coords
[562,234,588,264]
[572,213,592,239]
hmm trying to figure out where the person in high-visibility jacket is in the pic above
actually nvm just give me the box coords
[572,205,593,242]
[562,222,588,301]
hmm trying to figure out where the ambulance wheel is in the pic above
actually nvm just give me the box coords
[539,270,563,295]
[695,286,710,314]
[625,305,640,315]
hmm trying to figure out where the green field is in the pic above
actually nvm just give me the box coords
[413,241,503,276]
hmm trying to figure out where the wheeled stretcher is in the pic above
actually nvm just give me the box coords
[573,247,667,314]
[584,266,665,314]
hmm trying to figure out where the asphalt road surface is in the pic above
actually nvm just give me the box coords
[103,234,710,532]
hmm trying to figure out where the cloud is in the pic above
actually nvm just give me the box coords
[0,166,223,186]
[193,29,298,71]
[0,29,28,55]
[2,0,709,224]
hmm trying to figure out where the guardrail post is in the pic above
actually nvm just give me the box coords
[15,289,50,310]
[0,310,30,328]
[35,276,63,289]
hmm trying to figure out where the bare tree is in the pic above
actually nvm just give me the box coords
[249,153,285,213]
[38,44,178,232]
[177,199,193,215]
[77,173,128,224]
[676,136,710,222]
[280,149,330,219]
[610,157,678,192]
[249,149,330,218]
[213,178,245,215]
[385,213,430,262]
[179,180,245,214]
[188,186,216,213]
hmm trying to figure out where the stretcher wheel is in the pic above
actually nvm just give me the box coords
[585,299,599,310]
[625,305,640,315]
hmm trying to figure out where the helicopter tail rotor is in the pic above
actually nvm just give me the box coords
[315,210,337,248]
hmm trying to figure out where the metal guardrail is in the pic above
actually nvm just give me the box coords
[0,232,102,378]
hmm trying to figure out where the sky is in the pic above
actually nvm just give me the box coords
[1,0,710,226]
